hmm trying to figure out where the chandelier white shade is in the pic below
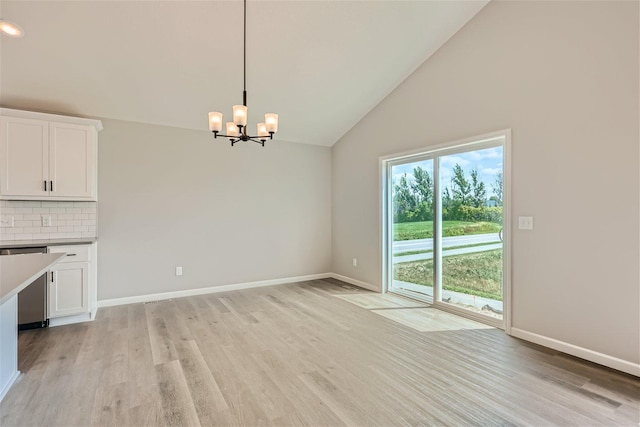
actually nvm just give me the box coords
[208,112,222,131]
[208,0,278,147]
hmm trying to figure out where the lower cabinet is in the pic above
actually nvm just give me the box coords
[49,262,88,318]
[47,243,96,325]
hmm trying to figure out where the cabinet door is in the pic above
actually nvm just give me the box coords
[49,122,96,199]
[49,262,89,318]
[0,116,49,197]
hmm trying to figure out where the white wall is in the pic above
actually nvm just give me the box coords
[98,119,331,301]
[331,1,639,367]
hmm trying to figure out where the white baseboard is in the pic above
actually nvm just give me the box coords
[49,312,93,327]
[329,273,380,292]
[510,327,640,377]
[0,370,20,403]
[97,273,332,308]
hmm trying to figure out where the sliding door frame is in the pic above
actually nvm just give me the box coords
[380,129,512,331]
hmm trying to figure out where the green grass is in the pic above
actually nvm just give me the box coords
[393,249,503,300]
[394,220,501,241]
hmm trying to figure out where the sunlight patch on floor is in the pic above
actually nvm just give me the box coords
[333,293,429,310]
[372,307,493,332]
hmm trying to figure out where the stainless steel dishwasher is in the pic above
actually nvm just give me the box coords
[0,246,49,330]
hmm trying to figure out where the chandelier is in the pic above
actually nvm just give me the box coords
[208,0,278,147]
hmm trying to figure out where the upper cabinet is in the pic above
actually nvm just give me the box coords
[0,109,102,201]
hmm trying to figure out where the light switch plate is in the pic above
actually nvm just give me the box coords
[0,216,14,227]
[518,216,534,230]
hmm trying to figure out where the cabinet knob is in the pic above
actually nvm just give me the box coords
[44,180,47,191]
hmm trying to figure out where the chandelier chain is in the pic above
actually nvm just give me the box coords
[244,0,247,98]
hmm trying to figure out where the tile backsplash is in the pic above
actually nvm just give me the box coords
[0,200,97,241]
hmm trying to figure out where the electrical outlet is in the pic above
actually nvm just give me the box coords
[0,216,14,227]
[41,215,52,227]
[518,216,534,230]
[175,266,183,276]
[352,258,357,267]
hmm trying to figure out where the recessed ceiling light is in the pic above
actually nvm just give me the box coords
[0,20,24,38]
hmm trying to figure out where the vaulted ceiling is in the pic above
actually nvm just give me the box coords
[0,1,488,146]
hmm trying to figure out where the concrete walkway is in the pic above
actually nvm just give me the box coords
[393,233,501,254]
[394,242,502,263]
[392,279,504,313]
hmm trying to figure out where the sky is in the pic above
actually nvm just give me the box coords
[391,146,503,198]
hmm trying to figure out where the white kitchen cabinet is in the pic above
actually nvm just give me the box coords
[0,116,49,198]
[49,261,88,318]
[0,108,102,201]
[48,243,97,325]
[49,122,97,199]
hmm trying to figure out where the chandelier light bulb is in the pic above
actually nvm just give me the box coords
[257,123,268,138]
[232,105,248,126]
[208,112,223,132]
[0,20,24,38]
[226,122,239,137]
[265,113,278,133]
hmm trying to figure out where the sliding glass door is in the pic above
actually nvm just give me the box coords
[390,158,435,301]
[436,147,504,320]
[384,132,509,327]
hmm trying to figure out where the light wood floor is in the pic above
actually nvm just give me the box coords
[1,278,638,426]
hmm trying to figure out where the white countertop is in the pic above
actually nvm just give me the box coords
[0,238,97,249]
[0,253,65,305]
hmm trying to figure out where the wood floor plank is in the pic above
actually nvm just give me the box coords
[125,303,160,410]
[250,349,347,427]
[146,302,180,366]
[174,340,229,422]
[1,279,638,426]
[127,401,164,427]
[90,381,130,426]
[155,359,201,427]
